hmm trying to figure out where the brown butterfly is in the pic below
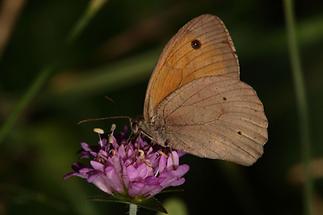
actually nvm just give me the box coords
[139,14,268,166]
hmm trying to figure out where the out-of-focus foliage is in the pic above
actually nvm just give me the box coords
[0,0,323,214]
[156,198,188,215]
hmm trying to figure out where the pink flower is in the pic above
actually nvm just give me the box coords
[64,126,189,199]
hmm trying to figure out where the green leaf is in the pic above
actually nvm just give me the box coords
[134,197,167,214]
[89,195,130,205]
[159,188,184,194]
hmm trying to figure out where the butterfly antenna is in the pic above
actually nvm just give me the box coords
[78,116,131,125]
[104,96,115,104]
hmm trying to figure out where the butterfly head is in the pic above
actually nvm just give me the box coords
[134,116,168,147]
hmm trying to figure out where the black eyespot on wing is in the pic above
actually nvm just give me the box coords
[191,39,201,49]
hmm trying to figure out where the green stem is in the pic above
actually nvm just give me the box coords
[67,0,108,43]
[283,1,313,215]
[129,204,138,215]
[0,66,55,143]
[0,0,107,144]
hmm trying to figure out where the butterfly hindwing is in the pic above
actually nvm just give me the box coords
[156,75,268,166]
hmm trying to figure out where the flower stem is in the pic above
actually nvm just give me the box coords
[283,0,313,215]
[129,204,138,215]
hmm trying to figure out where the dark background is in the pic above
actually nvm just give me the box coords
[0,0,323,214]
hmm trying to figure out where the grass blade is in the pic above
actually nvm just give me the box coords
[283,0,314,214]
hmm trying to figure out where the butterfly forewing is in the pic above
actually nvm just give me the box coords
[155,76,268,166]
[144,14,239,120]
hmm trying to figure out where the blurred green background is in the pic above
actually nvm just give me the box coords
[0,0,323,214]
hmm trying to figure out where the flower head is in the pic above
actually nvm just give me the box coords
[64,125,189,199]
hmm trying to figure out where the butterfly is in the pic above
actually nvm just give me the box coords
[138,14,268,166]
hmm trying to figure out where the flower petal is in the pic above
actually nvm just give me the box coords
[128,182,145,197]
[90,161,105,172]
[158,154,167,173]
[90,174,113,195]
[127,165,138,181]
[105,166,124,193]
[167,151,179,170]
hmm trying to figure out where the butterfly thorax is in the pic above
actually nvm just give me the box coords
[138,117,168,147]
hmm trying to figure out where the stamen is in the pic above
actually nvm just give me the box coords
[154,168,159,177]
[158,151,167,157]
[93,128,104,134]
[170,152,176,170]
[93,128,104,146]
[109,149,116,156]
[95,156,106,163]
[138,149,145,159]
[145,159,152,167]
[108,124,116,144]
[110,124,116,133]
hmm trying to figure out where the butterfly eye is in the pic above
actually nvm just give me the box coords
[191,39,201,49]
